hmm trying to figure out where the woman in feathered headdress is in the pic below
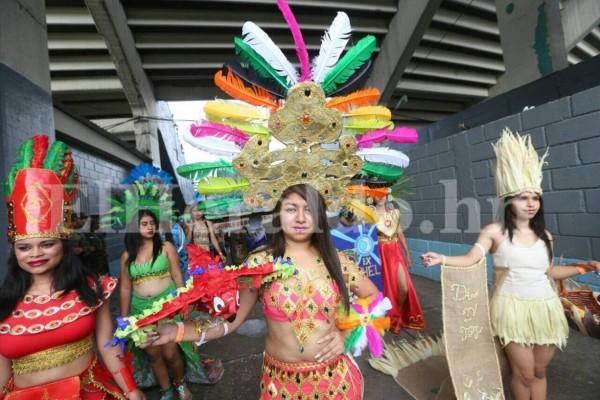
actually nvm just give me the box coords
[0,135,144,400]
[421,129,600,399]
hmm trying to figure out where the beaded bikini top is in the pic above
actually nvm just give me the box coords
[258,250,365,351]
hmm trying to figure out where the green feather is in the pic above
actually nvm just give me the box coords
[198,195,244,212]
[361,162,404,182]
[176,160,234,181]
[322,35,376,94]
[235,37,290,91]
[43,141,68,173]
[196,177,250,194]
[344,327,363,353]
[3,139,34,197]
[205,115,270,137]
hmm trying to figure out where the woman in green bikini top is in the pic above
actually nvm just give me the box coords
[119,210,192,400]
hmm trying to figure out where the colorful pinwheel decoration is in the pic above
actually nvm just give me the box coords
[336,292,392,357]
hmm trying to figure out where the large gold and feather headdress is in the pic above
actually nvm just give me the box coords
[492,128,548,199]
[177,0,419,218]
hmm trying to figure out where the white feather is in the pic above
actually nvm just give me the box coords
[311,12,351,84]
[242,21,298,86]
[183,129,240,158]
[371,297,393,317]
[357,148,410,168]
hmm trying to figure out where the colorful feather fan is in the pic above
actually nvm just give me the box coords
[122,162,173,185]
[336,292,391,357]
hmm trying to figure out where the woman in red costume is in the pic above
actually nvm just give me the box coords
[144,184,381,399]
[0,135,144,399]
[373,195,425,333]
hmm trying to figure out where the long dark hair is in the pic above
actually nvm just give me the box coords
[0,240,103,322]
[124,209,163,277]
[502,194,553,261]
[267,184,350,312]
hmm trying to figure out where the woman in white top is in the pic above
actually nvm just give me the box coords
[421,130,600,400]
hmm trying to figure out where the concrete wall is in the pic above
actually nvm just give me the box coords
[405,83,600,291]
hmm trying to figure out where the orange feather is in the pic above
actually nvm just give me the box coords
[326,88,380,112]
[347,184,388,200]
[214,70,280,111]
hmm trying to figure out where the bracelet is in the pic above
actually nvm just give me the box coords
[175,321,185,343]
[112,366,137,394]
[575,266,587,275]
[442,255,446,266]
[223,322,229,336]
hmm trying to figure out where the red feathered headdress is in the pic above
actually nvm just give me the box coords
[3,135,79,243]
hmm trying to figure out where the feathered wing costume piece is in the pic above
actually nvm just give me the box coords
[102,163,174,229]
[4,135,79,242]
[335,292,392,357]
[112,247,296,346]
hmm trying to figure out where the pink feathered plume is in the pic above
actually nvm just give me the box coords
[356,127,388,149]
[278,0,310,81]
[190,120,249,146]
[386,127,419,144]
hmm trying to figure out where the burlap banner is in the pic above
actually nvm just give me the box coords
[442,258,504,400]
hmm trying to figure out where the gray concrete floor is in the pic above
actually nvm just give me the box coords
[129,276,599,399]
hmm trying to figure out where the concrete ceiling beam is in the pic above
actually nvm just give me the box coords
[562,0,600,50]
[368,0,444,105]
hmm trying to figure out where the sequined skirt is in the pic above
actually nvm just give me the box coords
[259,352,363,400]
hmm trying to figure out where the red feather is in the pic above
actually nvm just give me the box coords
[30,135,49,168]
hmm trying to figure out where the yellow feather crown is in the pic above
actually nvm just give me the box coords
[492,128,548,199]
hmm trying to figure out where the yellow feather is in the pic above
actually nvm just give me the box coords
[347,199,378,224]
[204,100,268,122]
[344,106,391,121]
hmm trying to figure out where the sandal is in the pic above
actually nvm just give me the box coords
[174,378,193,400]
[202,358,225,384]
[159,386,175,400]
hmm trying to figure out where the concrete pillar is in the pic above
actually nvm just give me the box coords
[495,0,568,91]
[0,0,54,283]
[132,106,161,165]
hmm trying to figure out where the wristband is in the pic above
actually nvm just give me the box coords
[175,321,185,343]
[575,266,587,275]
[112,366,137,394]
[223,322,229,336]
[442,255,446,266]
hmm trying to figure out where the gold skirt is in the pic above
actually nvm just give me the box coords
[491,292,568,349]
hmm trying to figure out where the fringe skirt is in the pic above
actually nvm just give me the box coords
[491,292,568,349]
[259,352,363,400]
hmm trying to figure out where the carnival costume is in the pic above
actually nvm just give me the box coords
[0,135,131,399]
[116,0,426,397]
[490,129,568,348]
[375,207,425,333]
[104,163,220,389]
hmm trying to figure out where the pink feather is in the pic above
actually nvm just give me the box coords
[385,127,419,144]
[278,0,310,81]
[366,325,384,357]
[367,292,384,314]
[356,127,388,149]
[190,120,249,146]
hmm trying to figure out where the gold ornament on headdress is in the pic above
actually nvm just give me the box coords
[233,82,362,213]
[492,128,548,199]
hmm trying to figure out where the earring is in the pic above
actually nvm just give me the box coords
[366,196,373,205]
[387,194,393,202]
